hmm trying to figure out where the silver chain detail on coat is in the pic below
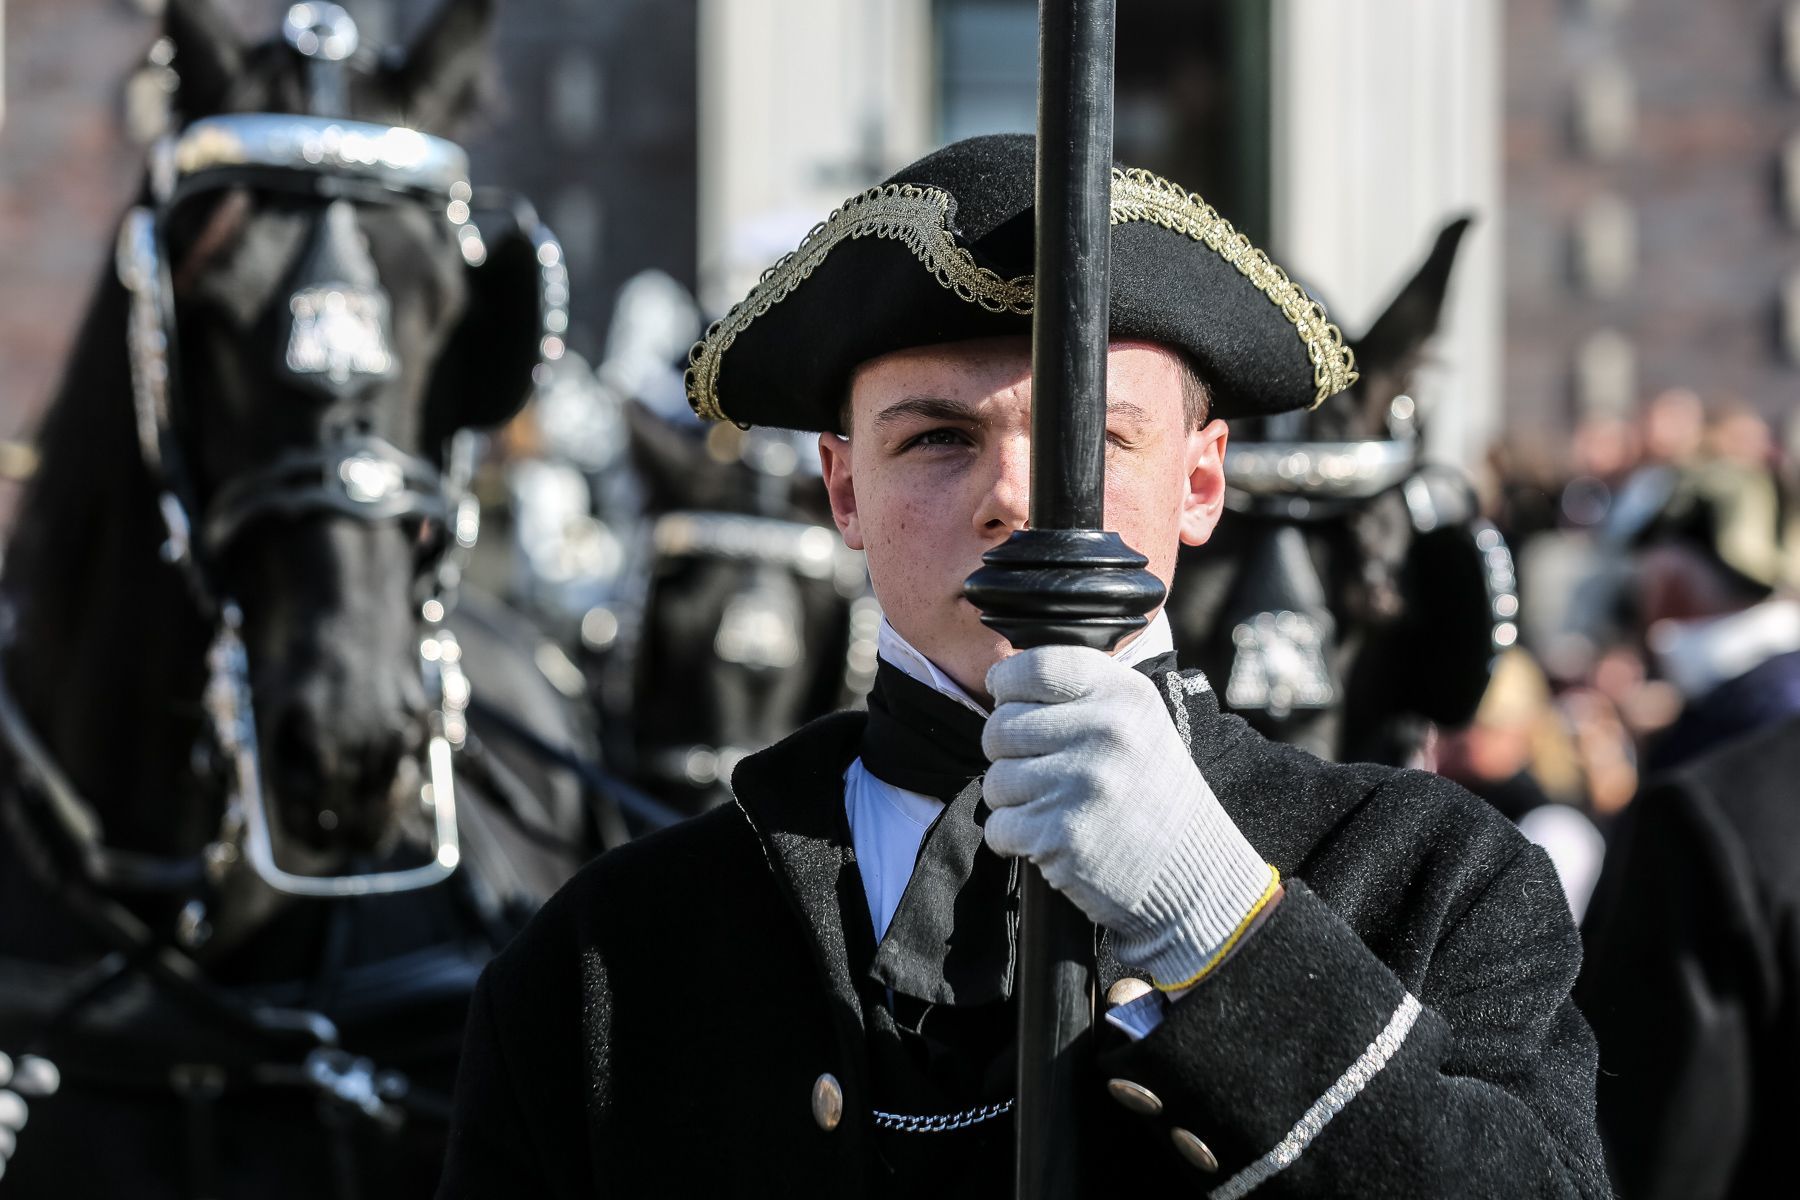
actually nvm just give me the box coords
[871,1098,1014,1134]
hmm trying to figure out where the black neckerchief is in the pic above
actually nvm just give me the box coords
[860,651,1179,1007]
[860,662,989,801]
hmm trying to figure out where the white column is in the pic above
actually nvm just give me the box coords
[696,0,933,316]
[1271,0,1502,468]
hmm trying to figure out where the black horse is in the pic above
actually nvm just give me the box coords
[1168,217,1518,765]
[0,1,598,1195]
[597,401,876,814]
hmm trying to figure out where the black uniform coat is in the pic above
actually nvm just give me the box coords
[1577,715,1800,1199]
[438,673,1608,1197]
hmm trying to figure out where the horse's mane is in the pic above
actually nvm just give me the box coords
[5,239,168,629]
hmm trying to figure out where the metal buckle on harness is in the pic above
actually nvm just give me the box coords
[301,1048,407,1133]
[212,605,464,898]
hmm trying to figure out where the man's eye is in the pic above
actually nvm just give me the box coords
[903,428,971,450]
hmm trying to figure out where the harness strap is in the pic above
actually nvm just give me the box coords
[201,436,450,556]
[0,655,206,893]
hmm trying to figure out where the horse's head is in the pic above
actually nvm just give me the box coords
[1170,216,1514,763]
[150,0,552,858]
[610,401,870,812]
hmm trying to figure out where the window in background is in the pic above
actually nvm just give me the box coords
[933,0,1272,246]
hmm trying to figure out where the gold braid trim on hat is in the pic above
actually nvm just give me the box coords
[686,171,1357,422]
[685,184,1033,422]
[1109,167,1357,409]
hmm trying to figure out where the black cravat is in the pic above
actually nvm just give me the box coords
[860,662,1009,1005]
[859,661,989,802]
[858,651,1177,799]
[858,652,1178,1006]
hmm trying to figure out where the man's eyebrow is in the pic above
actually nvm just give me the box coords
[1106,399,1153,426]
[870,395,984,432]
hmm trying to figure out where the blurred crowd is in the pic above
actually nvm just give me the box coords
[1433,388,1799,917]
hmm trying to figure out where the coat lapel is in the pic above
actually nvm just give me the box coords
[731,712,880,1145]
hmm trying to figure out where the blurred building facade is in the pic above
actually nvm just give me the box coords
[2,0,1793,470]
[695,0,1503,466]
[0,0,696,441]
[1504,0,1800,462]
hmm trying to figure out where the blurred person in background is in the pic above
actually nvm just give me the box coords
[1556,684,1642,824]
[1576,433,1800,1198]
[1559,412,1642,530]
[1705,399,1777,471]
[1609,446,1800,773]
[1434,649,1606,920]
[1640,388,1705,469]
[1578,712,1800,1200]
[1486,436,1564,547]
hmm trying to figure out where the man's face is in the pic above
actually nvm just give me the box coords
[818,336,1228,701]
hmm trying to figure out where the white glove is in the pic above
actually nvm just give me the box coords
[0,1051,59,1182]
[982,645,1277,990]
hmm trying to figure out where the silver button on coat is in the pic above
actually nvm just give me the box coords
[811,1072,844,1132]
[1171,1127,1220,1173]
[1105,1078,1164,1117]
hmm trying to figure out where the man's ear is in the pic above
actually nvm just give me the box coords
[818,433,864,550]
[1178,420,1228,547]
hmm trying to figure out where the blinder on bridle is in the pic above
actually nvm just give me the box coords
[94,19,567,897]
[1217,399,1518,732]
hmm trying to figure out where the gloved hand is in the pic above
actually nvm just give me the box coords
[0,1051,59,1183]
[982,645,1279,991]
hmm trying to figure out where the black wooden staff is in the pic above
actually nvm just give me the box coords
[962,1,1162,1194]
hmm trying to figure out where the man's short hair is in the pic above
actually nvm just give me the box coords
[1175,352,1212,429]
[839,345,1212,435]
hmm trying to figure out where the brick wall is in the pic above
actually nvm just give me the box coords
[0,0,697,449]
[9,0,1793,468]
[1504,0,1800,459]
[0,0,159,442]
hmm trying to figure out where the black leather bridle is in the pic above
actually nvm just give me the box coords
[1212,402,1520,730]
[0,5,568,1178]
[2,9,565,910]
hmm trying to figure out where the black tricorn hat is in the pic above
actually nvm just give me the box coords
[686,134,1357,433]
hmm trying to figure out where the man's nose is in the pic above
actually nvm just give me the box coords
[976,433,1031,535]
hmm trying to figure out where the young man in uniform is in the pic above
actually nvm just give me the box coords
[438,135,1608,1198]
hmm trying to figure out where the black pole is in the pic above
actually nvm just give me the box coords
[962,2,1162,1196]
[1031,0,1112,535]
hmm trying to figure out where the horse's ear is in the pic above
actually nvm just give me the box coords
[164,0,244,118]
[394,0,495,130]
[622,398,708,513]
[1348,215,1475,421]
[424,203,549,444]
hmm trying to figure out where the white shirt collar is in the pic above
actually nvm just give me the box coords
[876,608,1176,717]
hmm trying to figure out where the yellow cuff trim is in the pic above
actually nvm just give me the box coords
[1155,865,1283,994]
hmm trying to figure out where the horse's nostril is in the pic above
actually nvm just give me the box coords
[263,700,415,853]
[269,704,329,793]
[364,730,408,799]
[266,703,332,848]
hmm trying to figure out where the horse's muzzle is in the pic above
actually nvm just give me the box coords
[262,690,429,855]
